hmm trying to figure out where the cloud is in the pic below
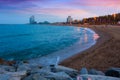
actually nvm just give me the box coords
[19,7,97,19]
[68,0,120,8]
[0,0,119,20]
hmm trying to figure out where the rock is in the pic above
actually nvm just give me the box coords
[0,58,16,66]
[6,71,27,76]
[0,71,27,80]
[25,67,73,80]
[46,72,73,80]
[6,71,27,80]
[89,69,97,75]
[50,65,57,72]
[105,68,120,78]
[23,73,47,80]
[97,71,105,75]
[0,74,10,80]
[80,68,88,75]
[9,76,21,80]
[79,74,120,80]
[28,65,54,75]
[55,72,73,80]
[0,68,8,74]
[17,63,43,73]
[53,66,78,78]
[35,69,55,76]
[0,65,15,73]
[89,69,105,75]
[32,74,47,80]
[17,64,31,71]
[0,75,22,80]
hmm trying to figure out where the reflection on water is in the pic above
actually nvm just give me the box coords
[84,32,88,43]
[93,33,100,40]
[84,29,88,43]
[77,28,99,44]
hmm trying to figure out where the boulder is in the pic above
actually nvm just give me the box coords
[0,71,27,80]
[45,72,73,80]
[23,73,47,80]
[17,63,43,73]
[79,74,120,80]
[6,71,27,76]
[0,68,8,74]
[6,71,27,80]
[105,68,120,78]
[97,71,105,76]
[0,65,15,73]
[0,74,10,80]
[80,68,88,75]
[32,66,50,73]
[89,69,105,75]
[17,64,31,71]
[53,66,78,78]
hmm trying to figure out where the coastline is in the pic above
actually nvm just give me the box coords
[27,27,96,66]
[60,25,120,71]
[0,24,120,80]
[0,25,120,72]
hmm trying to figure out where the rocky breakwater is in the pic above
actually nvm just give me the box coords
[0,59,120,80]
[0,60,78,80]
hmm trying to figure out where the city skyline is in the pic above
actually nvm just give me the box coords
[0,0,120,24]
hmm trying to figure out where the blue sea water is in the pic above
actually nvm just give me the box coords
[0,24,96,60]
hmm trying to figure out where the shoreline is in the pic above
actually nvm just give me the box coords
[60,25,120,71]
[0,25,120,72]
[27,27,96,66]
[0,24,120,80]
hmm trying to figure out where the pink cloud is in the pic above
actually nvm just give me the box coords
[69,0,120,8]
[19,7,98,19]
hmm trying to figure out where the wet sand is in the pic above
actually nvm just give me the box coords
[60,25,120,71]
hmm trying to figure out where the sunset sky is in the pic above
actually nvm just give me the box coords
[0,0,120,24]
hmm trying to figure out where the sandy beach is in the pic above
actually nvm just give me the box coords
[60,25,120,71]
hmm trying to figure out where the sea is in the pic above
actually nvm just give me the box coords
[0,24,98,63]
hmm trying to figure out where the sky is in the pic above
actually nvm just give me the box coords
[0,0,120,24]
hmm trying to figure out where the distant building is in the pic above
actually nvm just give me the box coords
[38,21,50,24]
[67,16,73,24]
[29,15,37,24]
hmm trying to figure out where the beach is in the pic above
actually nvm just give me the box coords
[60,25,120,71]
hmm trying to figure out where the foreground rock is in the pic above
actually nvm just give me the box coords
[78,74,120,80]
[80,68,88,75]
[0,65,15,73]
[89,69,105,75]
[23,73,48,80]
[45,72,73,80]
[105,68,120,78]
[53,65,78,78]
[0,62,120,80]
[0,71,27,80]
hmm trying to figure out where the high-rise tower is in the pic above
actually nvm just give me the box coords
[67,16,73,24]
[29,15,36,24]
